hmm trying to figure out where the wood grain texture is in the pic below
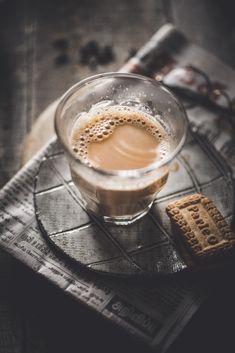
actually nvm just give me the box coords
[0,0,165,187]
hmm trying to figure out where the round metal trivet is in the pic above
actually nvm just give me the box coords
[34,131,234,276]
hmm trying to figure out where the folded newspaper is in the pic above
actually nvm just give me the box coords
[0,24,235,352]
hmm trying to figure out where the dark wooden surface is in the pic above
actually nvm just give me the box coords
[0,0,235,352]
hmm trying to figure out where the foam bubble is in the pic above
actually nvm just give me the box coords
[71,105,170,165]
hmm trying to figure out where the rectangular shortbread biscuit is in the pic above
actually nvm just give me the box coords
[166,194,235,259]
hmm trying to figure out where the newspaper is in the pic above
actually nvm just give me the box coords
[0,24,235,352]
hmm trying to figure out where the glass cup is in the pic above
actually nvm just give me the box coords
[55,72,188,225]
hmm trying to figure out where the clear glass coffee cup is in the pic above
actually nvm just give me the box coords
[55,72,188,225]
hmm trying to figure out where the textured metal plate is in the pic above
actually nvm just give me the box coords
[34,130,234,276]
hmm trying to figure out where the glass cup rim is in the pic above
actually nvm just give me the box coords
[55,72,189,178]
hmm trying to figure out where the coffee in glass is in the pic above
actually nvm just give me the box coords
[55,73,188,224]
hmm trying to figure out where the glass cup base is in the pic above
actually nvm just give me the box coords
[98,202,154,226]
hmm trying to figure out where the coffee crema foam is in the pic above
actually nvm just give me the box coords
[71,107,170,170]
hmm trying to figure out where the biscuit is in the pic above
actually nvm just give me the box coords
[166,194,235,260]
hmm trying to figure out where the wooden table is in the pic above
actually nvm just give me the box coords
[0,0,235,352]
